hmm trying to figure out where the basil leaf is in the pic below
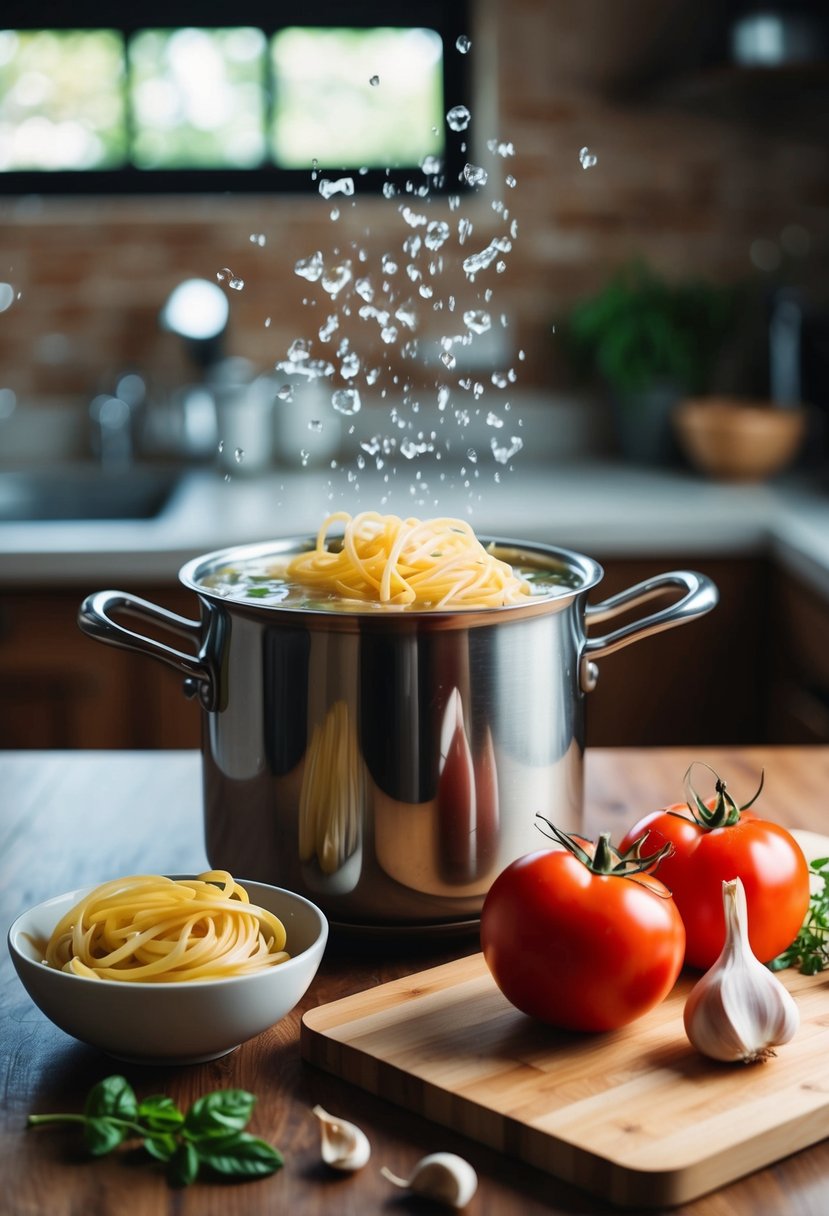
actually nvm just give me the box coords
[84,1075,138,1123]
[84,1117,126,1157]
[138,1095,185,1132]
[197,1132,284,1178]
[169,1141,200,1187]
[185,1089,255,1138]
[143,1133,177,1163]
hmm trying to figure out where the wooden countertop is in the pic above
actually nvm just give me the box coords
[2,746,828,1215]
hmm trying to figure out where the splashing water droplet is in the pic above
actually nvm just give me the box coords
[446,104,471,132]
[217,439,225,453]
[463,163,488,187]
[321,263,353,297]
[355,277,374,302]
[487,410,505,428]
[382,181,397,199]
[579,146,597,169]
[458,217,474,244]
[308,419,323,433]
[462,236,512,277]
[234,447,245,463]
[381,253,398,275]
[295,251,324,281]
[369,74,380,87]
[332,388,361,416]
[506,174,517,188]
[287,338,311,362]
[380,325,398,345]
[464,309,491,335]
[277,385,294,402]
[403,234,422,257]
[319,176,355,199]
[491,435,523,464]
[424,220,450,251]
[319,314,339,342]
[249,233,266,246]
[394,302,417,330]
[217,268,244,290]
[456,34,472,54]
[486,139,515,158]
[420,154,442,175]
[340,351,361,379]
[440,351,457,370]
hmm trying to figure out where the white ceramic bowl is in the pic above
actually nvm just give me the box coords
[7,879,328,1065]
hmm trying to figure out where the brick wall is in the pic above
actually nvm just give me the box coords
[1,0,826,415]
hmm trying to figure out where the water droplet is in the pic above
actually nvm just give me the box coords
[319,314,339,342]
[491,435,523,464]
[420,154,442,175]
[332,388,361,416]
[382,181,397,199]
[295,250,324,281]
[418,283,433,298]
[330,207,340,221]
[369,74,380,87]
[403,234,422,257]
[424,220,450,251]
[466,448,478,463]
[380,325,398,345]
[458,217,474,244]
[487,410,505,428]
[440,351,457,370]
[463,163,488,187]
[217,439,225,453]
[264,316,272,328]
[456,34,472,54]
[579,146,598,169]
[464,309,491,335]
[505,174,517,188]
[340,351,361,379]
[400,206,428,228]
[217,268,244,290]
[446,104,471,132]
[234,447,245,463]
[394,302,417,330]
[486,139,515,158]
[321,262,352,297]
[366,366,381,385]
[308,419,323,433]
[276,385,294,402]
[462,236,512,277]
[319,176,355,199]
[249,233,267,246]
[381,253,398,275]
[287,338,311,362]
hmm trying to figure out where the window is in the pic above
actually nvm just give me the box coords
[0,2,471,194]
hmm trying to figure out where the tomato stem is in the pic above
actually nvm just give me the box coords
[535,817,673,877]
[683,763,765,830]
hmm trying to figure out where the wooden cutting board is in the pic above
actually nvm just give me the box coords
[301,833,829,1209]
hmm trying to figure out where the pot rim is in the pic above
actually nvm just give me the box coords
[178,534,604,619]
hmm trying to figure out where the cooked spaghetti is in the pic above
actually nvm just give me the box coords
[43,871,290,982]
[285,511,532,609]
[299,700,364,874]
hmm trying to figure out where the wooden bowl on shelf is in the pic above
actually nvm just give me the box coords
[673,397,807,482]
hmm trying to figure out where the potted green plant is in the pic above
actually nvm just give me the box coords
[565,261,736,463]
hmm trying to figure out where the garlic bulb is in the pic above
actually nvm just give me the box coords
[684,877,800,1064]
[381,1152,478,1209]
[312,1105,371,1171]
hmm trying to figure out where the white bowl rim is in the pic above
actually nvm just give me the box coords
[8,876,328,992]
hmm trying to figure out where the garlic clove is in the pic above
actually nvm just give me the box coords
[684,877,800,1064]
[381,1151,478,1209]
[312,1104,371,1171]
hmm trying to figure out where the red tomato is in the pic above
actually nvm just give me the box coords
[618,775,810,970]
[480,832,686,1032]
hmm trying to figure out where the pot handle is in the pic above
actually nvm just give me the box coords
[580,570,718,692]
[78,589,218,709]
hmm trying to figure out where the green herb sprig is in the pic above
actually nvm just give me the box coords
[770,857,829,975]
[27,1075,283,1187]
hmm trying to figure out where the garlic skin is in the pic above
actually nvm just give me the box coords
[684,877,800,1064]
[312,1104,371,1171]
[381,1152,478,1209]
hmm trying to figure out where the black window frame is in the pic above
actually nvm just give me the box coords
[0,0,472,195]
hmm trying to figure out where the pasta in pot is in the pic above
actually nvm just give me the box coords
[43,872,290,982]
[285,511,532,609]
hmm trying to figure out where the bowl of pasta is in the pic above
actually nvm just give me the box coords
[7,871,328,1064]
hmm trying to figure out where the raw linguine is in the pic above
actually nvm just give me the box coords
[43,872,290,982]
[286,511,532,609]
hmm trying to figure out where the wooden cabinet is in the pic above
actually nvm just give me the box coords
[584,556,770,747]
[0,585,201,750]
[767,570,829,744]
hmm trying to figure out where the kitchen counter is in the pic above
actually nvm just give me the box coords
[2,459,829,599]
[2,745,828,1216]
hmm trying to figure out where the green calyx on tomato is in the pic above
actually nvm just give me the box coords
[535,815,673,881]
[682,761,764,830]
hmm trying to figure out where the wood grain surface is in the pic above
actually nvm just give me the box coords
[2,747,829,1216]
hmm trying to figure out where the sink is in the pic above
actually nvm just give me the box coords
[0,465,181,522]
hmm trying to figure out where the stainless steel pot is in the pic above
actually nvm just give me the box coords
[78,536,717,932]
